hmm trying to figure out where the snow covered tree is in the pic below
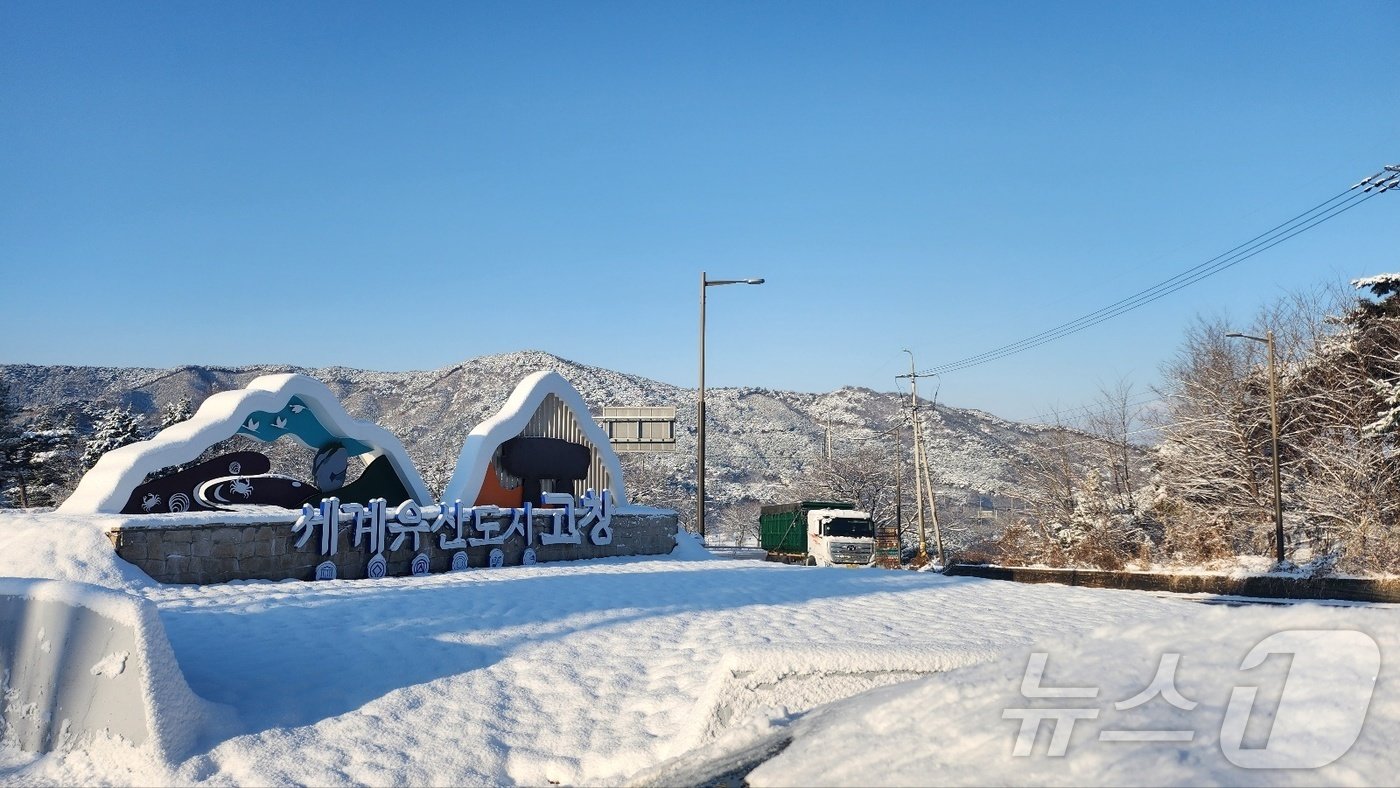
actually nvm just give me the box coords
[1285,274,1400,571]
[714,499,762,546]
[0,382,23,507]
[1003,396,1154,569]
[0,381,15,427]
[618,451,681,510]
[160,396,194,429]
[1348,274,1400,439]
[2,415,79,507]
[1151,314,1288,560]
[1150,277,1400,572]
[0,379,80,508]
[82,405,147,471]
[412,449,456,501]
[1364,374,1400,438]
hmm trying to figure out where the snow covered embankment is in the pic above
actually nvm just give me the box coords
[0,578,225,760]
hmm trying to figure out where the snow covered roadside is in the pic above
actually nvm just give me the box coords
[725,603,1399,786]
[2,510,1394,786]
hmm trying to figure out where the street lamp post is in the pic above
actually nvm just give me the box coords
[1226,330,1285,564]
[698,272,764,540]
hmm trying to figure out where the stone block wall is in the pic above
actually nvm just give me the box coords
[107,511,678,585]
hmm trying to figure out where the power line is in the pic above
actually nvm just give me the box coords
[897,369,1161,434]
[918,167,1396,377]
[923,189,1377,375]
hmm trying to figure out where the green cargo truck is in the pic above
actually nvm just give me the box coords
[759,501,876,566]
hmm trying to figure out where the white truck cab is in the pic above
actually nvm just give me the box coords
[804,507,876,566]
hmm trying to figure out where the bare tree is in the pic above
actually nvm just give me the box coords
[416,450,457,500]
[1085,378,1147,512]
[1152,316,1275,559]
[797,442,900,533]
[618,452,682,509]
[714,500,762,546]
[1018,413,1084,544]
[997,392,1157,569]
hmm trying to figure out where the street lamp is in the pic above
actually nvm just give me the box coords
[698,271,764,540]
[1226,330,1285,564]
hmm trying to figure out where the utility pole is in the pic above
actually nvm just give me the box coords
[923,379,946,568]
[917,413,946,567]
[900,352,928,565]
[898,351,946,568]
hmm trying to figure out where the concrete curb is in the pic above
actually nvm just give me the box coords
[943,564,1400,603]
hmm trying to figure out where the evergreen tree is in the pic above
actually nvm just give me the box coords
[0,382,22,507]
[160,396,194,429]
[1350,275,1400,438]
[82,406,146,471]
[2,415,79,507]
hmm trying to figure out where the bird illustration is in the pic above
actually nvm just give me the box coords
[273,416,288,429]
[244,418,260,431]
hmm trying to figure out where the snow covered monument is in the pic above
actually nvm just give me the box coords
[64,372,677,584]
[61,374,433,516]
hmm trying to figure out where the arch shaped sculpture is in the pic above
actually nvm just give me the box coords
[59,374,432,514]
[442,371,629,508]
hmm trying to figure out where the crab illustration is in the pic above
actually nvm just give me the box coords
[141,493,162,512]
[229,478,255,499]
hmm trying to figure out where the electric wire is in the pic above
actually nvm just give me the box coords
[916,171,1393,377]
[919,185,1372,374]
[921,189,1379,376]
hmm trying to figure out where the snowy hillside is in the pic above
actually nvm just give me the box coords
[1,352,1106,539]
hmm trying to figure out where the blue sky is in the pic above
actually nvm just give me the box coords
[2,0,1396,422]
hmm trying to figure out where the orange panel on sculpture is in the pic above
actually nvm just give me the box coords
[473,461,524,508]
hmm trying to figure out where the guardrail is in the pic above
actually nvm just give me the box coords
[705,546,769,561]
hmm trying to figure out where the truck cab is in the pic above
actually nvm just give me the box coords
[806,508,876,566]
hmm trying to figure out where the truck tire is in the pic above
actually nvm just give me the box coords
[805,556,817,567]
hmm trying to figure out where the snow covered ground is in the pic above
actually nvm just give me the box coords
[1,510,1395,786]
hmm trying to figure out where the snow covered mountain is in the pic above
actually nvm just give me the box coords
[1,351,1087,539]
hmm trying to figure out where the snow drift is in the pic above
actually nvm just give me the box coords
[0,578,218,760]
